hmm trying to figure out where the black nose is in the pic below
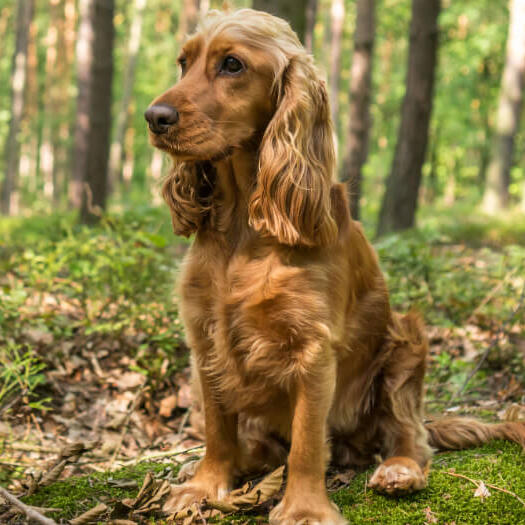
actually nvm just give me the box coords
[144,104,179,134]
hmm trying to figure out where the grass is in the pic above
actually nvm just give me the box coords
[20,441,525,524]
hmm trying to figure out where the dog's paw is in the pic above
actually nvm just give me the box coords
[368,456,427,495]
[163,478,230,514]
[269,496,348,525]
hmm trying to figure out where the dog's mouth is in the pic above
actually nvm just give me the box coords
[150,129,235,164]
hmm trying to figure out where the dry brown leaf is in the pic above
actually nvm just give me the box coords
[123,472,172,514]
[474,481,491,501]
[159,395,178,418]
[70,503,108,525]
[40,460,67,487]
[225,465,285,507]
[424,506,438,524]
[327,469,356,491]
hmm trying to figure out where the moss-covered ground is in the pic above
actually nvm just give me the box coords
[22,441,525,524]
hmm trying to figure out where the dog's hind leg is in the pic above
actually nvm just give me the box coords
[368,312,433,495]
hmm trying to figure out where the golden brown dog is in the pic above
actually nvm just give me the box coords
[145,9,525,524]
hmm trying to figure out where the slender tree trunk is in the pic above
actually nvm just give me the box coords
[178,0,200,44]
[304,0,318,54]
[19,15,39,205]
[108,0,147,193]
[0,5,12,66]
[482,0,525,213]
[377,0,441,236]
[1,0,34,215]
[40,0,62,202]
[71,0,115,223]
[60,0,76,202]
[329,0,344,127]
[70,0,94,209]
[253,0,308,43]
[340,0,375,220]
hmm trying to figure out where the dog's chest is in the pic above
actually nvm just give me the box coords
[180,241,329,412]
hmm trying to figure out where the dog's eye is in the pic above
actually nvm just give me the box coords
[220,56,244,75]
[179,57,187,75]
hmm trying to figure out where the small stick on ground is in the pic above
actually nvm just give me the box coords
[115,444,205,468]
[0,486,58,525]
[441,470,525,507]
[109,385,148,467]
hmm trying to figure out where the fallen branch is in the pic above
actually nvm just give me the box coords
[7,443,60,454]
[114,444,205,468]
[0,486,58,525]
[440,470,525,507]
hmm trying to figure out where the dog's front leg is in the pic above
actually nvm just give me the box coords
[270,349,347,525]
[164,365,237,513]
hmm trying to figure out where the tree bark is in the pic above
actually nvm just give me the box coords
[329,0,344,127]
[253,0,308,43]
[482,0,525,213]
[1,0,34,215]
[304,0,318,54]
[108,0,147,192]
[340,0,375,220]
[376,0,441,236]
[71,0,115,223]
[178,0,200,44]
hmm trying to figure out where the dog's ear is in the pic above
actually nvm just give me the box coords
[162,162,215,236]
[248,56,338,247]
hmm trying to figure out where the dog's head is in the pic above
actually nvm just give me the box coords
[147,9,337,246]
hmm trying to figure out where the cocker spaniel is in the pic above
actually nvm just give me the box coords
[145,9,525,525]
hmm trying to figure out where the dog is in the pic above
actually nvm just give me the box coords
[145,9,525,524]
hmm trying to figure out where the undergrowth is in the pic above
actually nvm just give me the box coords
[21,441,525,524]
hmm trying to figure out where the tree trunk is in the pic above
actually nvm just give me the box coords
[178,0,200,44]
[1,0,34,215]
[304,0,318,54]
[329,0,344,127]
[482,0,525,213]
[253,0,308,43]
[340,0,375,220]
[19,14,39,204]
[108,0,147,193]
[71,0,115,223]
[376,0,441,236]
[40,0,63,203]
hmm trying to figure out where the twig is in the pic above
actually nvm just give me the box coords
[448,282,525,407]
[441,470,525,507]
[109,385,148,467]
[7,443,60,454]
[0,486,58,525]
[466,269,517,324]
[114,444,205,467]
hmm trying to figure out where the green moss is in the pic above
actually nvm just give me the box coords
[21,442,525,524]
[334,441,525,525]
[22,462,173,520]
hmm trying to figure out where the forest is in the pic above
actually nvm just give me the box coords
[0,0,524,523]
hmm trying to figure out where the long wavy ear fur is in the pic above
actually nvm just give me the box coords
[162,161,215,237]
[249,56,338,247]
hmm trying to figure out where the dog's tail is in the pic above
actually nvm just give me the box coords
[425,418,525,451]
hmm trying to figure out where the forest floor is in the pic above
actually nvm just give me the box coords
[0,204,524,524]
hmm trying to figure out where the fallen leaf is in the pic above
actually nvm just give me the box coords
[159,395,178,418]
[424,506,438,524]
[70,503,108,525]
[474,481,491,501]
[225,465,285,507]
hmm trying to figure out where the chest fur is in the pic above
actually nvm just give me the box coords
[179,240,332,412]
